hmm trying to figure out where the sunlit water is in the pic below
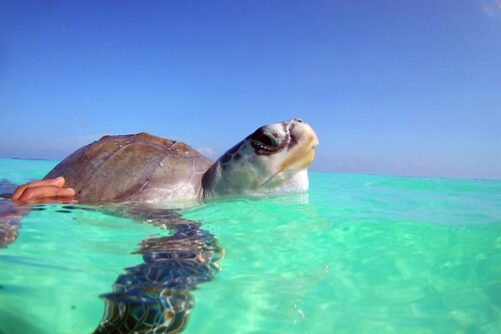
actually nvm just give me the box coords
[0,158,500,333]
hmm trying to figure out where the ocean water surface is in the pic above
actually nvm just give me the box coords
[0,158,500,333]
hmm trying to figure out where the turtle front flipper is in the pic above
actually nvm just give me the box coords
[94,209,224,333]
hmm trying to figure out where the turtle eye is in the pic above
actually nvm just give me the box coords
[251,130,281,153]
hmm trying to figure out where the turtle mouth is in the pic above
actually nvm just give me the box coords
[279,134,318,172]
[260,137,318,189]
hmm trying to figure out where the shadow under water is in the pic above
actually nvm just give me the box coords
[94,205,224,333]
[0,196,224,334]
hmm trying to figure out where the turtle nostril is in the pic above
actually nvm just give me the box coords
[294,118,303,123]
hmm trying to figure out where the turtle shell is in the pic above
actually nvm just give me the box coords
[44,133,213,203]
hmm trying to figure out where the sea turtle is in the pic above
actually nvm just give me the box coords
[1,118,318,333]
[44,118,318,204]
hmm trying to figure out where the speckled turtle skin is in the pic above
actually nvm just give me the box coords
[44,133,213,203]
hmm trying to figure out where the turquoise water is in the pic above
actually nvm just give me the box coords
[0,158,500,333]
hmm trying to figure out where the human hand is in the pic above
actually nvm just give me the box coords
[12,177,76,204]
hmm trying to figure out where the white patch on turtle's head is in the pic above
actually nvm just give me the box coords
[202,118,319,197]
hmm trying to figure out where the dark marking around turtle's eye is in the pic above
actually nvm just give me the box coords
[251,129,283,154]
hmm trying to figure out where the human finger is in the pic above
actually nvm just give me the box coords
[15,185,76,203]
[12,177,67,201]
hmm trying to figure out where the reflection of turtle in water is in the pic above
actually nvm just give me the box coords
[3,119,318,333]
[92,205,224,333]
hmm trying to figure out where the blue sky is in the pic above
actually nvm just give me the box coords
[0,1,500,179]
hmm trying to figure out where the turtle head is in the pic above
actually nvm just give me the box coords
[202,118,319,198]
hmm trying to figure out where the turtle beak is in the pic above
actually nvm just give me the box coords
[279,119,319,172]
